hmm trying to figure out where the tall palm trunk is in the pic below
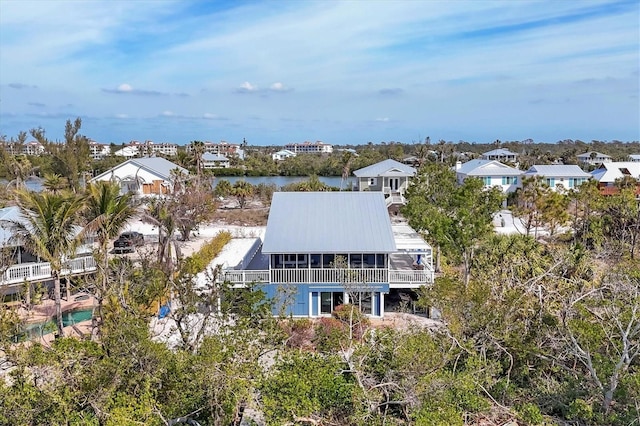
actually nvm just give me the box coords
[53,272,64,337]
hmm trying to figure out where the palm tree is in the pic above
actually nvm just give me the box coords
[84,181,137,326]
[9,189,86,337]
[232,180,255,209]
[142,198,180,271]
[42,173,69,194]
[190,140,205,185]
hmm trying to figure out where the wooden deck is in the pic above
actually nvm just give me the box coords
[1,255,97,287]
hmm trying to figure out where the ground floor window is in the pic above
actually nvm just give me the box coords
[351,292,372,315]
[320,291,344,314]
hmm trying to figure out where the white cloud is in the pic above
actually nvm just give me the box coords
[236,81,258,93]
[115,113,129,119]
[269,82,290,92]
[375,117,389,122]
[202,112,217,119]
[117,83,133,92]
[161,111,175,117]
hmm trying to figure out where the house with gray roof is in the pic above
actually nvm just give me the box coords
[628,154,640,162]
[220,192,433,318]
[0,206,96,296]
[481,148,519,163]
[455,159,523,193]
[523,165,591,192]
[576,151,612,166]
[202,153,230,169]
[91,157,188,196]
[353,159,416,206]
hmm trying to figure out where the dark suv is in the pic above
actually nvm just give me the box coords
[113,231,144,253]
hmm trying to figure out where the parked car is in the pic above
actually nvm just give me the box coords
[113,231,144,253]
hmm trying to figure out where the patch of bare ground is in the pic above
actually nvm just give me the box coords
[212,202,269,226]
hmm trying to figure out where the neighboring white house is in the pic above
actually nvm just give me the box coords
[201,153,230,169]
[219,192,433,318]
[114,146,139,158]
[272,149,297,161]
[591,162,640,187]
[482,148,519,163]
[455,159,522,193]
[0,206,96,296]
[576,151,612,166]
[628,154,640,162]
[353,159,416,206]
[522,165,591,191]
[90,157,188,196]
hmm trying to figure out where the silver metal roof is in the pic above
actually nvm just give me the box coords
[456,159,523,176]
[577,151,611,159]
[353,159,416,178]
[91,157,188,182]
[391,224,432,253]
[202,153,229,161]
[262,192,396,254]
[482,148,518,156]
[524,165,591,178]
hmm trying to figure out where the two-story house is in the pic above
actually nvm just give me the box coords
[481,148,519,163]
[455,160,522,193]
[201,153,230,169]
[522,165,591,192]
[90,157,188,196]
[576,151,612,166]
[220,192,433,318]
[353,159,416,207]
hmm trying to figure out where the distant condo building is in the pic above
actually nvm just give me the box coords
[284,141,333,154]
[88,140,111,160]
[23,141,45,156]
[1,140,46,156]
[119,140,179,157]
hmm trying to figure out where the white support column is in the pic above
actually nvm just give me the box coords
[379,292,385,318]
[308,291,313,318]
[344,291,349,305]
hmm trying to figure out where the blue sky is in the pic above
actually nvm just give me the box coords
[0,0,638,146]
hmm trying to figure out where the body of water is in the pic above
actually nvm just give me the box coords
[1,176,356,191]
[17,308,93,341]
[0,177,43,192]
[213,175,357,190]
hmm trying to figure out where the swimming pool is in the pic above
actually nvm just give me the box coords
[16,308,94,341]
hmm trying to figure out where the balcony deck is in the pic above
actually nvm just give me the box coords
[221,266,432,288]
[1,255,97,287]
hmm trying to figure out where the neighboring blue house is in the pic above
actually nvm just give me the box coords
[220,192,433,318]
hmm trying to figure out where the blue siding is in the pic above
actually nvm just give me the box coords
[259,283,390,316]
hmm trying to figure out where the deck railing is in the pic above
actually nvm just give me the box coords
[1,255,97,287]
[221,267,433,287]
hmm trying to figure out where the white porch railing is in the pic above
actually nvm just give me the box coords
[221,267,433,287]
[1,255,97,287]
